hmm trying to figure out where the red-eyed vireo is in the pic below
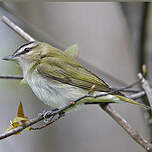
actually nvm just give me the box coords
[2,41,147,113]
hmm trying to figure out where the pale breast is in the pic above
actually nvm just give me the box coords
[24,69,87,109]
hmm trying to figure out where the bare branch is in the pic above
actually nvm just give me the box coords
[138,73,152,107]
[0,114,43,140]
[1,16,35,42]
[129,90,145,100]
[0,75,23,80]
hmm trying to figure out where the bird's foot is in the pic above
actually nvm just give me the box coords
[40,109,65,124]
[58,111,65,118]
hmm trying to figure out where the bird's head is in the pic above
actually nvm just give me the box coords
[2,41,57,73]
[2,41,66,74]
[3,41,47,62]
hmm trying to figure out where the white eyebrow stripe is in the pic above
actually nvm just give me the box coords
[14,42,39,55]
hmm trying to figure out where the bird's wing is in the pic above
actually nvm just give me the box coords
[36,56,150,108]
[37,56,111,92]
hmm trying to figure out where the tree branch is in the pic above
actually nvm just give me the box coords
[1,16,152,151]
[138,73,152,107]
[0,114,43,140]
[1,16,35,42]
[0,75,23,80]
[0,91,149,140]
[101,104,152,152]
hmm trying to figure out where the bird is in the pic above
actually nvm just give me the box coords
[2,41,148,116]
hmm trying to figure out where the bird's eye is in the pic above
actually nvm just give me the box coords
[24,48,31,52]
[16,48,31,56]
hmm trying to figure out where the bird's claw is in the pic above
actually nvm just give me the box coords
[40,109,63,124]
[43,110,53,118]
[44,115,55,124]
[58,111,65,118]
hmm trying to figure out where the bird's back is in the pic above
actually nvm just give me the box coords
[37,43,112,93]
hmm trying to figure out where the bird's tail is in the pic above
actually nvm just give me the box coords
[114,95,151,109]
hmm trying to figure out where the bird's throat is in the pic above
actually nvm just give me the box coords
[18,59,38,79]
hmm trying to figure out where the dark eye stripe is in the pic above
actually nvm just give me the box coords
[13,41,39,56]
[15,48,31,56]
[13,41,35,55]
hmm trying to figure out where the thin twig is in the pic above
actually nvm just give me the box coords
[129,90,145,100]
[1,16,152,151]
[1,16,35,42]
[0,75,23,80]
[0,115,43,140]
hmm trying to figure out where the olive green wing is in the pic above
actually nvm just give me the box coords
[37,57,111,92]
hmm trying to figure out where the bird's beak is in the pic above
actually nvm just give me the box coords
[2,55,16,61]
